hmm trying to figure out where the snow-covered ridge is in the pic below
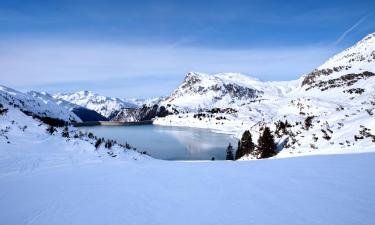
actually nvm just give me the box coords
[302,32,375,87]
[161,72,298,111]
[53,91,138,118]
[125,97,162,107]
[28,91,108,122]
[29,91,79,111]
[321,32,375,70]
[0,85,81,122]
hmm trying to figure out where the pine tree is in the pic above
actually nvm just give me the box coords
[62,126,69,138]
[226,143,234,160]
[258,126,277,159]
[95,138,102,149]
[105,139,113,149]
[304,116,314,130]
[235,140,242,159]
[88,132,95,139]
[46,125,56,135]
[235,130,255,159]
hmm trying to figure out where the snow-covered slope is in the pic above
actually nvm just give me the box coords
[0,85,81,122]
[28,91,107,122]
[1,142,374,225]
[302,32,375,89]
[0,100,147,167]
[155,33,375,157]
[54,91,138,119]
[124,97,162,107]
[28,91,78,111]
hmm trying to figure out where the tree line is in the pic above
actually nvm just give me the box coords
[226,126,277,160]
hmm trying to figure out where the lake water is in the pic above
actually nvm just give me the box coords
[78,125,237,160]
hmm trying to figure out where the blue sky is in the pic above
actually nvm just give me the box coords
[0,0,374,98]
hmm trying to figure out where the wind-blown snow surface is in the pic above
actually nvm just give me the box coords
[0,146,374,225]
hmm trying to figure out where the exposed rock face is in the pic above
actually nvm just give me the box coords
[111,104,172,122]
[305,71,375,91]
[223,83,261,100]
[136,105,171,121]
[302,32,375,90]
[302,66,352,86]
[110,108,138,122]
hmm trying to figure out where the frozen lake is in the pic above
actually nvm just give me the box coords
[78,124,237,160]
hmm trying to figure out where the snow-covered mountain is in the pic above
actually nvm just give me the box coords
[53,91,138,119]
[160,72,298,111]
[157,33,374,113]
[0,85,81,123]
[155,32,375,157]
[302,32,375,89]
[28,91,108,122]
[124,97,162,108]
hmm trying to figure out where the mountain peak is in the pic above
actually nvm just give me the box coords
[77,90,93,96]
[360,32,375,43]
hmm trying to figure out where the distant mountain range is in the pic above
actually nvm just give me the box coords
[53,91,138,119]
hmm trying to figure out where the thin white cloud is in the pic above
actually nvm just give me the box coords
[0,39,338,96]
[333,14,371,45]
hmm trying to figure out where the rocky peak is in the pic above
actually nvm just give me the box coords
[162,72,265,110]
[181,72,205,89]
